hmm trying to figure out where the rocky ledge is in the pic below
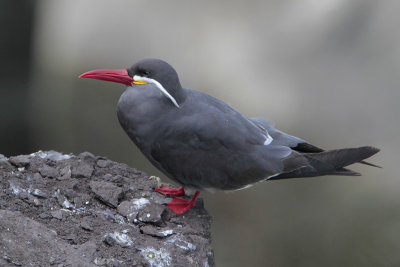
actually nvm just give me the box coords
[0,151,214,267]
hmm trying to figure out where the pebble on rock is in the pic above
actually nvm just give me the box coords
[31,189,47,199]
[80,219,94,231]
[0,154,12,169]
[117,198,150,223]
[9,155,30,167]
[71,161,94,178]
[96,159,111,168]
[137,203,167,225]
[89,180,123,208]
[140,225,175,238]
[103,232,134,247]
[51,210,64,220]
[39,165,59,178]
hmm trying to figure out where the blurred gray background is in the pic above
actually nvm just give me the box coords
[1,0,398,266]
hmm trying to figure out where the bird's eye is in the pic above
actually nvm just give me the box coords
[143,71,150,76]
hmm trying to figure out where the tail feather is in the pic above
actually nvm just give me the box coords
[269,146,379,180]
[333,167,361,176]
[359,160,382,168]
[305,146,380,170]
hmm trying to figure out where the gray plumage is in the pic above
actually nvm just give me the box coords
[115,59,379,191]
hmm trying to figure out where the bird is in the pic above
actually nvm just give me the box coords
[79,58,380,215]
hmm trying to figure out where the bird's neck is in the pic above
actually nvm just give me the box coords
[169,86,186,104]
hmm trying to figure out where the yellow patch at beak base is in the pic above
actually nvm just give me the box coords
[133,80,148,85]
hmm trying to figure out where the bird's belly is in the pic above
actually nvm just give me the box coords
[150,141,270,190]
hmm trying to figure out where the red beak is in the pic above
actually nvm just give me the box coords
[79,69,133,86]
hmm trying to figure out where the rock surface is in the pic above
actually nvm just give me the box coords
[0,151,214,267]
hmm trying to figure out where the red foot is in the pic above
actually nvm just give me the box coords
[167,191,200,215]
[155,185,185,197]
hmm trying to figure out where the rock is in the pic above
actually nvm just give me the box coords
[62,188,79,200]
[31,188,47,198]
[0,154,12,169]
[30,150,72,161]
[118,198,151,223]
[38,165,59,178]
[139,247,173,267]
[55,190,75,209]
[137,203,168,225]
[80,218,94,231]
[51,210,64,220]
[8,155,30,167]
[97,159,111,168]
[0,151,214,266]
[32,172,43,180]
[59,165,71,180]
[165,234,197,251]
[89,180,123,208]
[103,232,134,247]
[78,151,96,160]
[94,257,124,266]
[140,225,175,238]
[32,198,41,206]
[39,212,52,219]
[71,161,94,178]
[8,180,25,196]
[19,191,29,199]
[0,210,96,266]
[64,233,78,244]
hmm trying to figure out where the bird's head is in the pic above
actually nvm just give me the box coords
[79,58,183,108]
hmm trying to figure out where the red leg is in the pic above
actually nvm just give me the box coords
[167,191,200,215]
[155,185,185,197]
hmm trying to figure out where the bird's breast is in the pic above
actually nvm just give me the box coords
[116,86,176,146]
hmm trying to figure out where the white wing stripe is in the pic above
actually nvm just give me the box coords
[263,133,273,145]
